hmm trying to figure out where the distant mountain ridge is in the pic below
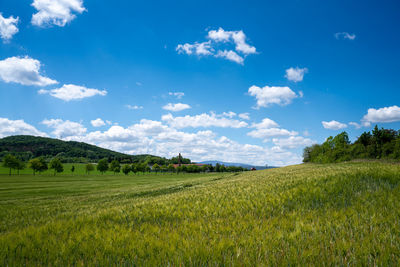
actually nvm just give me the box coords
[198,160,277,170]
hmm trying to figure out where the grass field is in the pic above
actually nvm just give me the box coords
[1,162,400,265]
[0,163,130,176]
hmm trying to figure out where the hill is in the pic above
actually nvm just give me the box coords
[199,160,275,170]
[0,162,399,265]
[0,135,154,163]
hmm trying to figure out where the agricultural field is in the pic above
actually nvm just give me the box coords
[1,161,400,265]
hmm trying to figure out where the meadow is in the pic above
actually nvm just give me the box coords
[1,161,399,265]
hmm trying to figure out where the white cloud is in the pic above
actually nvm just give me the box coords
[176,41,213,56]
[215,50,244,64]
[208,28,256,55]
[161,112,248,129]
[248,85,299,108]
[248,128,298,139]
[335,32,356,40]
[221,111,236,118]
[162,103,191,112]
[177,27,256,64]
[349,122,361,129]
[207,28,231,42]
[322,120,348,130]
[0,56,57,86]
[38,84,107,101]
[169,92,184,99]
[126,105,143,110]
[31,0,86,27]
[136,82,142,86]
[362,106,400,124]
[63,119,300,166]
[0,13,19,42]
[91,118,105,127]
[238,113,250,120]
[231,30,256,55]
[42,119,86,138]
[272,136,316,149]
[251,118,279,129]
[0,117,47,138]
[285,67,308,82]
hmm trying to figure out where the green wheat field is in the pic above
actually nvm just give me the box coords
[1,161,400,265]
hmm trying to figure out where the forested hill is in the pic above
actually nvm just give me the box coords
[0,135,153,163]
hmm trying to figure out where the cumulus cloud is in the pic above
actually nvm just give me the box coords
[126,105,143,110]
[176,41,213,56]
[177,27,256,64]
[322,120,347,130]
[91,118,105,127]
[285,67,308,82]
[0,117,47,138]
[248,128,298,139]
[0,13,19,42]
[335,32,356,40]
[42,119,86,138]
[215,50,244,64]
[0,56,57,86]
[272,136,316,149]
[238,113,250,120]
[248,118,297,139]
[362,106,400,124]
[208,28,256,55]
[62,119,300,166]
[247,118,314,149]
[38,84,107,101]
[349,122,361,129]
[162,103,191,112]
[31,0,86,27]
[251,118,279,129]
[161,112,248,129]
[221,111,236,118]
[169,92,184,99]
[248,85,299,108]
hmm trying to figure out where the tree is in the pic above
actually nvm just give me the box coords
[131,163,138,175]
[97,158,109,174]
[161,164,168,174]
[2,154,20,175]
[201,165,208,173]
[85,163,94,174]
[71,165,75,174]
[110,160,121,174]
[215,163,221,172]
[145,164,151,173]
[208,164,215,172]
[49,158,64,176]
[28,157,48,175]
[16,160,25,175]
[152,163,160,173]
[122,164,131,175]
[167,164,175,173]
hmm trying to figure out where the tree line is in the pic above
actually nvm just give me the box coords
[2,156,249,176]
[303,125,400,163]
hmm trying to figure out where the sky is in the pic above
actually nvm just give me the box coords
[0,0,400,166]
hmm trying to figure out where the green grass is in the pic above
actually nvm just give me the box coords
[0,163,128,175]
[1,162,400,265]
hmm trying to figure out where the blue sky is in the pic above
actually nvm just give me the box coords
[0,0,400,165]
